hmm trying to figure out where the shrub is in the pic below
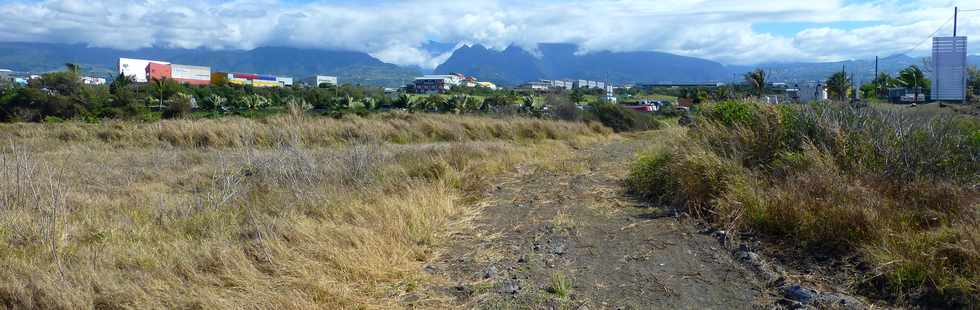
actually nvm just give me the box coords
[584,102,662,132]
[629,101,980,306]
[163,93,194,119]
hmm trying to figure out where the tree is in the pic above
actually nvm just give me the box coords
[163,93,193,119]
[149,78,182,108]
[872,72,895,98]
[968,66,980,103]
[64,63,81,75]
[744,69,767,97]
[394,93,414,109]
[201,94,228,113]
[826,71,851,101]
[896,65,930,103]
[569,88,585,104]
[109,73,134,95]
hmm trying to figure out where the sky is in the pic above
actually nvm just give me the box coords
[0,0,978,69]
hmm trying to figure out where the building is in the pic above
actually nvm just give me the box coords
[413,75,463,94]
[170,64,211,85]
[146,62,171,81]
[118,58,169,83]
[80,76,106,85]
[597,82,605,90]
[276,77,294,87]
[218,72,290,88]
[788,83,828,103]
[477,81,498,90]
[0,69,11,86]
[932,36,967,101]
[519,81,553,91]
[302,75,338,87]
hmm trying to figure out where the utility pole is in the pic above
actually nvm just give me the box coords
[875,56,879,98]
[954,7,958,37]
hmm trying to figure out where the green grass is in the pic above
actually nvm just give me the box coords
[548,272,573,299]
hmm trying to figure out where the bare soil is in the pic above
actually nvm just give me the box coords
[421,134,769,309]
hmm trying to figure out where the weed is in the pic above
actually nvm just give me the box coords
[548,272,573,299]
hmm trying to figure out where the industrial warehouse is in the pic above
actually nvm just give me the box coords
[117,58,335,88]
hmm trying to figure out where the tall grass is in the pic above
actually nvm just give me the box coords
[627,101,979,307]
[0,113,609,309]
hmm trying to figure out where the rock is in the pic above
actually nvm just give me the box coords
[550,240,567,255]
[782,284,816,303]
[812,292,866,310]
[735,250,784,286]
[484,266,498,279]
[498,281,521,294]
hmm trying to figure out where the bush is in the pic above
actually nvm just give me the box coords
[585,102,662,132]
[629,101,980,306]
[163,93,194,119]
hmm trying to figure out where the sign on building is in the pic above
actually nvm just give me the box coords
[931,36,967,101]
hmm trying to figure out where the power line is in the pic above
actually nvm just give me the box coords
[898,14,955,56]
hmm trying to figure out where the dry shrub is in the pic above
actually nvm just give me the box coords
[628,101,980,307]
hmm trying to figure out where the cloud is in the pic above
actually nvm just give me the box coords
[0,0,974,68]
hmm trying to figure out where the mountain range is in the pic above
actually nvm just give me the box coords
[435,43,980,86]
[434,43,731,86]
[2,41,978,88]
[0,42,420,87]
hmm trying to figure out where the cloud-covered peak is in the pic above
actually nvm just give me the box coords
[0,0,975,69]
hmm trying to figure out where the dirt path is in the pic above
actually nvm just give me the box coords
[422,134,768,309]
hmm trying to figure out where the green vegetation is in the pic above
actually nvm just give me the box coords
[628,101,979,307]
[548,272,573,299]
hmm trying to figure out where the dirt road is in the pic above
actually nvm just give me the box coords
[422,134,768,309]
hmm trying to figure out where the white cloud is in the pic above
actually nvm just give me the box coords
[0,0,975,68]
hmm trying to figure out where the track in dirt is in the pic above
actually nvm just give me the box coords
[423,134,768,309]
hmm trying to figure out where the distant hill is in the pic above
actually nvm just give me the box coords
[0,42,420,87]
[731,54,980,84]
[433,43,731,86]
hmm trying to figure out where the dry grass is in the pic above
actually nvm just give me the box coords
[627,102,979,307]
[0,113,610,309]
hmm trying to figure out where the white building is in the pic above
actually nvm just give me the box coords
[81,76,106,85]
[413,75,463,94]
[304,75,338,87]
[276,77,294,87]
[118,58,169,83]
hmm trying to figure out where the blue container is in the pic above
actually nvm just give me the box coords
[257,75,277,81]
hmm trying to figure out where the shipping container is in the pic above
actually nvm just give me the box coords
[257,75,277,81]
[228,79,249,86]
[118,58,169,83]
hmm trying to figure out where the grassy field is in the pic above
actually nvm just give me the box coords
[628,101,979,307]
[0,112,611,309]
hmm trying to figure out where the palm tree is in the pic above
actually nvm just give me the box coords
[896,66,929,103]
[826,71,851,101]
[873,72,894,98]
[64,63,81,75]
[744,69,767,97]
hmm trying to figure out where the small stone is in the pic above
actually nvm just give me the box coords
[484,266,498,279]
[498,281,521,294]
[550,240,567,255]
